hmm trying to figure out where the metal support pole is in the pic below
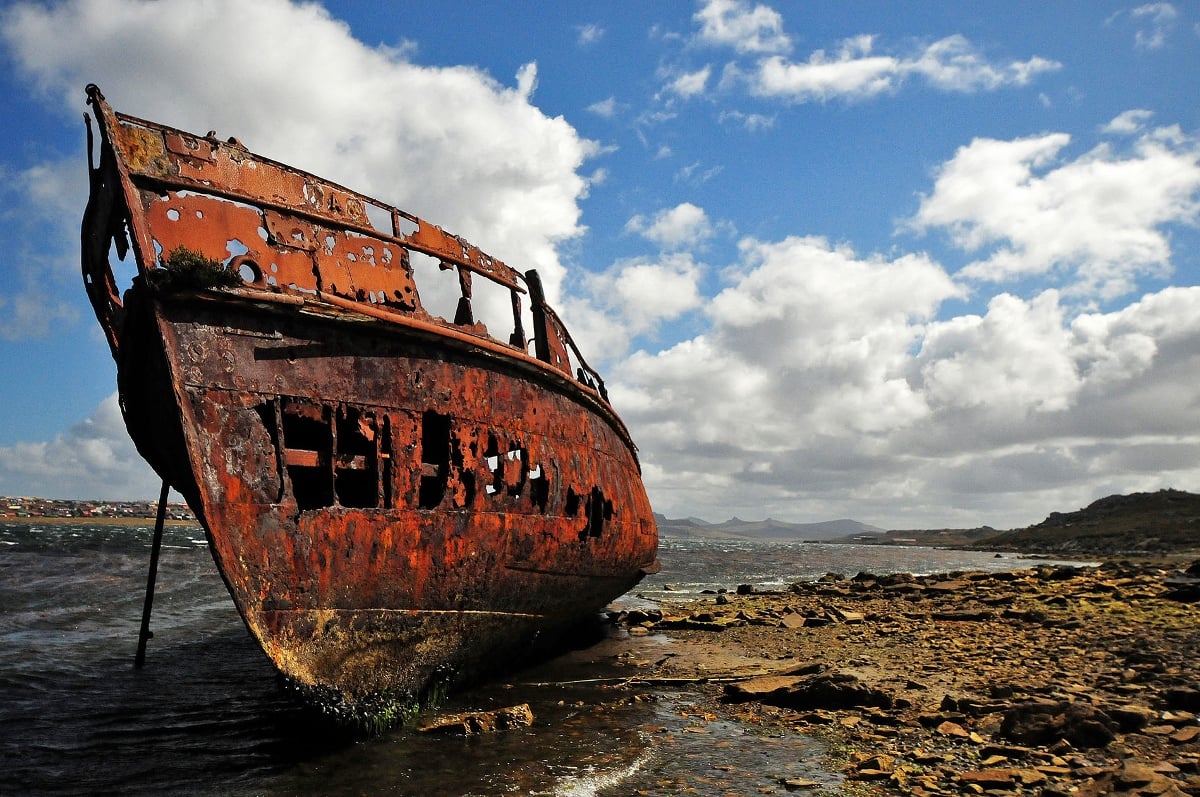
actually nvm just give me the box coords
[135,481,170,668]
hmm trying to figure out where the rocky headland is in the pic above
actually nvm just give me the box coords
[609,559,1200,795]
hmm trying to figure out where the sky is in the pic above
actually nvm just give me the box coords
[1,0,1198,530]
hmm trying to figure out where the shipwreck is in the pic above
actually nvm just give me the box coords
[80,85,658,726]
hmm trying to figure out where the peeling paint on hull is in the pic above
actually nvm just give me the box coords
[80,85,658,724]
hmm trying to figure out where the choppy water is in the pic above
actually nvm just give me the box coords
[1,522,1084,796]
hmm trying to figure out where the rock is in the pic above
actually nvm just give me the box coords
[932,609,995,621]
[936,720,969,738]
[724,671,893,710]
[781,776,821,790]
[925,579,970,593]
[736,584,755,595]
[1114,761,1165,789]
[1165,688,1200,712]
[1170,726,1200,744]
[416,703,534,735]
[1106,703,1158,731]
[999,701,1117,749]
[778,612,806,629]
[958,768,1018,787]
[830,608,865,624]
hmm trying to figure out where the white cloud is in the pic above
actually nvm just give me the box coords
[0,291,78,340]
[569,253,706,364]
[587,96,619,118]
[915,291,1080,414]
[907,35,1060,91]
[1,0,597,308]
[675,161,723,185]
[718,110,775,131]
[625,203,714,250]
[752,36,899,102]
[694,0,791,55]
[0,393,160,499]
[665,65,712,98]
[576,23,604,46]
[1103,109,1155,135]
[613,229,1200,527]
[744,33,1059,103]
[909,126,1200,300]
[1131,2,1177,49]
[0,152,86,339]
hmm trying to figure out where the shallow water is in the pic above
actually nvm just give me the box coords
[0,522,1084,795]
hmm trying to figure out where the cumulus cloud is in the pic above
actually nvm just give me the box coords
[615,233,1200,527]
[625,202,715,250]
[914,291,1080,415]
[1,0,597,311]
[0,393,160,499]
[694,0,791,55]
[752,35,899,101]
[587,252,705,338]
[664,65,712,98]
[909,125,1200,299]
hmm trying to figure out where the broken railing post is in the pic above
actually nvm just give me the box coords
[134,480,170,668]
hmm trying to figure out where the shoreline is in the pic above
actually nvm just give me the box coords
[1,516,199,528]
[610,559,1200,795]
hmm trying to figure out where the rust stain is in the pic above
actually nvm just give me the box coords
[80,85,657,726]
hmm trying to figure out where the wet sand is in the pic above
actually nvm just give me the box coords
[607,558,1200,795]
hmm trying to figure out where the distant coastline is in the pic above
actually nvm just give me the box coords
[657,489,1200,558]
[1,496,196,525]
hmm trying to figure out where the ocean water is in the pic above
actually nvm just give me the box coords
[0,522,1084,796]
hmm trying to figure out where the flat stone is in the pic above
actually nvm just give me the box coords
[1171,726,1200,743]
[926,580,970,593]
[937,720,970,737]
[1116,762,1160,787]
[1146,724,1179,735]
[725,671,893,710]
[781,777,821,790]
[959,768,1017,786]
[1107,703,1158,731]
[778,613,807,629]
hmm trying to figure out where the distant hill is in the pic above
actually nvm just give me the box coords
[975,489,1200,556]
[655,513,884,541]
[655,489,1200,556]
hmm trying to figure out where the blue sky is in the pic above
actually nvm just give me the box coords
[1,0,1198,529]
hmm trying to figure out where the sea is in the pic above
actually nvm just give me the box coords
[0,521,1089,796]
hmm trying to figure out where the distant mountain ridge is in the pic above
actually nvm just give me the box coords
[655,489,1200,555]
[655,513,884,541]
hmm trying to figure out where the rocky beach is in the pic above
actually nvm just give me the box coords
[606,558,1200,796]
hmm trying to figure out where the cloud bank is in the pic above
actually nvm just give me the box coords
[1,0,1197,531]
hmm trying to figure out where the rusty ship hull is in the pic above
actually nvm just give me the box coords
[80,85,657,722]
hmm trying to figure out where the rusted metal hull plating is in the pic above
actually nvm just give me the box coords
[80,85,658,722]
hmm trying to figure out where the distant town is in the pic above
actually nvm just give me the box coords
[1,496,196,522]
